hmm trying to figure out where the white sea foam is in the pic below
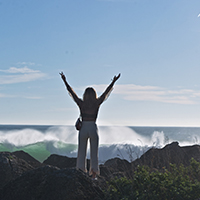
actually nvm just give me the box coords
[0,126,77,146]
[0,125,200,163]
[99,126,148,145]
[0,126,165,147]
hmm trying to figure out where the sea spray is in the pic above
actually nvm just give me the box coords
[99,126,149,145]
[0,126,78,146]
[0,125,200,163]
[151,131,165,147]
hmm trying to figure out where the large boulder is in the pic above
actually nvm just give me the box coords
[44,154,132,179]
[13,150,42,168]
[43,154,90,171]
[100,157,132,179]
[132,142,200,170]
[1,165,104,200]
[0,152,35,189]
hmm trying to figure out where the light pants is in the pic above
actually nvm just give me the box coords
[76,121,99,175]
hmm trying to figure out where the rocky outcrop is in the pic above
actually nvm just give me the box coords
[0,151,105,200]
[132,142,200,170]
[0,152,37,189]
[100,157,133,179]
[43,154,131,179]
[13,150,41,168]
[43,154,90,171]
[1,142,200,200]
[1,166,104,200]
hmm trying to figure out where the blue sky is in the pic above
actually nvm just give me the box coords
[0,0,200,126]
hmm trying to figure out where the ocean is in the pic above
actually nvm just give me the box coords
[0,125,200,163]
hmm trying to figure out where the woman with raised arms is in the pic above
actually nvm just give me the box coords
[60,72,120,180]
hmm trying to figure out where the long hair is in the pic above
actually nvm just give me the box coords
[83,87,97,102]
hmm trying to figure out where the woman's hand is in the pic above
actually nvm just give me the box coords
[59,72,66,82]
[113,73,121,82]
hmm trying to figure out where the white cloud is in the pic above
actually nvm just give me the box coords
[0,93,15,98]
[17,62,35,66]
[198,13,200,17]
[0,67,46,84]
[0,67,40,74]
[92,84,200,105]
[0,73,46,84]
[0,93,43,99]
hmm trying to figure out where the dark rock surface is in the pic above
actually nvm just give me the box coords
[43,154,90,171]
[44,154,132,179]
[1,142,200,200]
[0,152,36,189]
[1,166,104,200]
[13,150,42,168]
[132,142,200,170]
[100,157,133,179]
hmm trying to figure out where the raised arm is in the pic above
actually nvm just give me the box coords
[98,73,121,104]
[59,72,82,106]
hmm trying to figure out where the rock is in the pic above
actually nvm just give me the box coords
[43,154,90,171]
[0,152,35,189]
[1,142,200,200]
[132,142,200,170]
[104,157,131,171]
[1,165,104,200]
[43,154,131,179]
[100,157,133,179]
[43,154,77,168]
[13,150,42,168]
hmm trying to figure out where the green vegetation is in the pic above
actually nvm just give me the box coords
[104,158,200,200]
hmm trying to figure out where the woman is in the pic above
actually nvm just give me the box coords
[60,72,120,179]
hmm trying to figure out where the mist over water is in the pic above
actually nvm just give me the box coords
[0,125,200,163]
[0,126,77,146]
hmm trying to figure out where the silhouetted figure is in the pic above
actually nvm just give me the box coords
[60,72,120,179]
